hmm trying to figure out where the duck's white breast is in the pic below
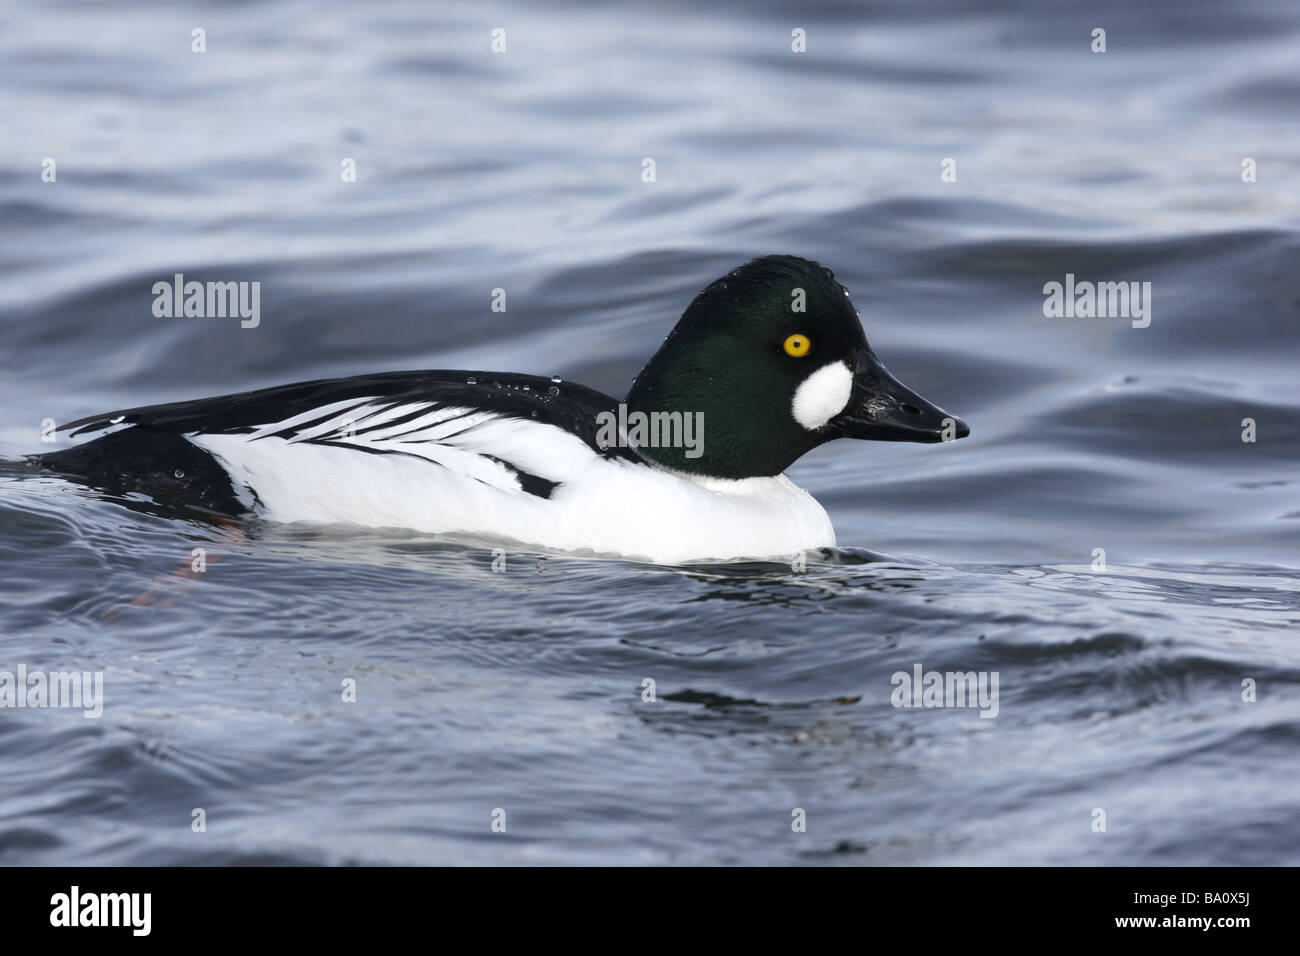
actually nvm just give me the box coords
[189,428,834,564]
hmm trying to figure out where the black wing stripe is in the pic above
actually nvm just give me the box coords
[482,455,558,499]
[310,441,556,499]
[350,404,449,438]
[249,404,371,442]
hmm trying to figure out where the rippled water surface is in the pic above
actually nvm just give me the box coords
[2,0,1298,865]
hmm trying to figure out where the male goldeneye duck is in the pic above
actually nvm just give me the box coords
[33,255,969,564]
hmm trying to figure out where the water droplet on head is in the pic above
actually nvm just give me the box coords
[522,385,529,391]
[173,469,185,479]
[550,375,561,384]
[548,386,559,396]
[466,376,477,385]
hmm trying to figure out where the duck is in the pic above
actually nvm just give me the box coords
[33,255,969,564]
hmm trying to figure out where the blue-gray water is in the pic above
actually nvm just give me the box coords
[2,0,1299,865]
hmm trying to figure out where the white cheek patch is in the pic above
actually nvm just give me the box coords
[791,360,853,430]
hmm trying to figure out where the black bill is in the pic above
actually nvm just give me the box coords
[829,350,970,443]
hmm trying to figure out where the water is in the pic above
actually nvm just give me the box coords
[2,0,1299,865]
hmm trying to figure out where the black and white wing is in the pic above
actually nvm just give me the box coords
[41,371,636,515]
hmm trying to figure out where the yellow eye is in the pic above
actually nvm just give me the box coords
[783,333,811,357]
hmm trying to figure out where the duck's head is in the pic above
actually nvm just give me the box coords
[624,255,969,479]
